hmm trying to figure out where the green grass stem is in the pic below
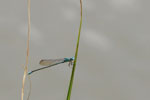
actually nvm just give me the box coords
[66,0,82,100]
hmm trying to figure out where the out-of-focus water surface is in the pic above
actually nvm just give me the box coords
[0,0,150,100]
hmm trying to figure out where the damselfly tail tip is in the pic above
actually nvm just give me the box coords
[28,71,32,75]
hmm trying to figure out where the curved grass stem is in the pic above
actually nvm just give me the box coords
[66,0,82,100]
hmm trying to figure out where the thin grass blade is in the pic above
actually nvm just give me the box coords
[66,0,82,100]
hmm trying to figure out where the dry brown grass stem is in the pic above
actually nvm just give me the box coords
[21,0,31,100]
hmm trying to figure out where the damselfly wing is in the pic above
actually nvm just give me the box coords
[39,58,65,66]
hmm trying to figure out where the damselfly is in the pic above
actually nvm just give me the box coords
[28,57,74,75]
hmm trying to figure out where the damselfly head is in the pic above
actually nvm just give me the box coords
[70,57,75,61]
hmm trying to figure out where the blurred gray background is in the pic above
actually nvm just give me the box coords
[0,0,150,100]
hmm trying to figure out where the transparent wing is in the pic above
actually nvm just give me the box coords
[39,58,64,66]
